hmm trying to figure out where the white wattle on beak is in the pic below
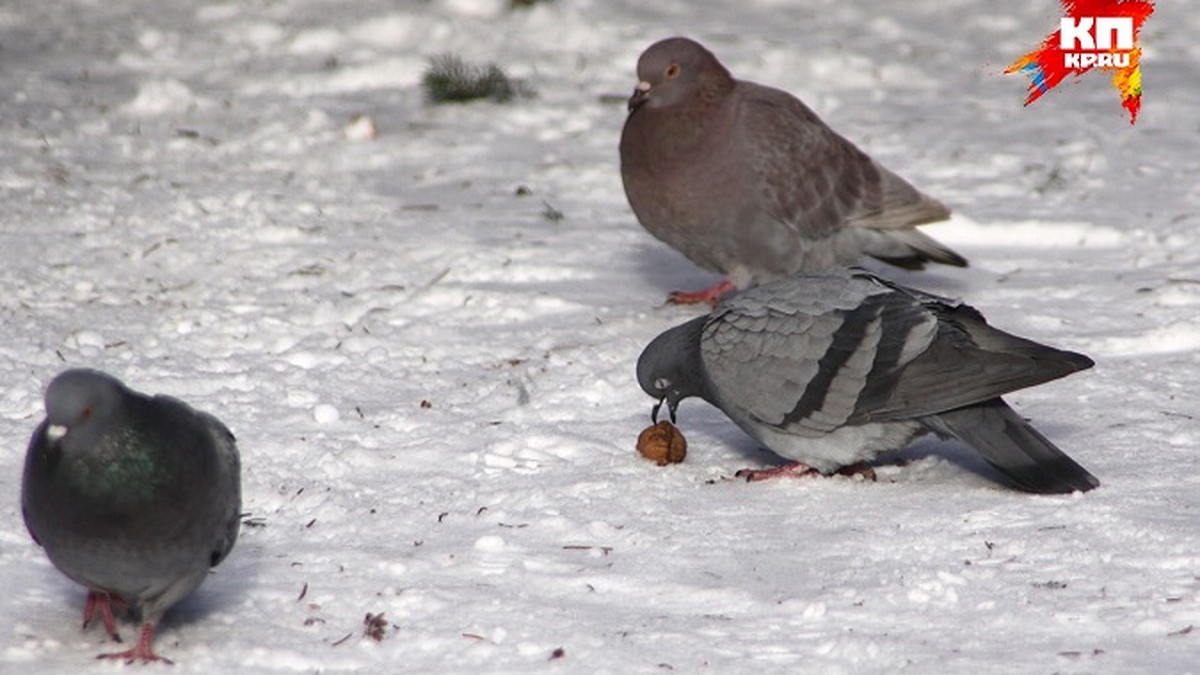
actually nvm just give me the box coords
[46,424,67,441]
[628,80,654,112]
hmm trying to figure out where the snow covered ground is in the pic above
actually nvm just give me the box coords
[1,0,1197,672]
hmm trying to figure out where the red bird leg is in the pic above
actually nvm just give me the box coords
[82,591,128,641]
[735,462,821,482]
[667,279,735,307]
[98,621,172,665]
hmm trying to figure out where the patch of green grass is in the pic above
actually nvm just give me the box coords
[422,54,531,104]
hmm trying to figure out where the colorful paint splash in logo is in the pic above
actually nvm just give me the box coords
[1006,0,1155,124]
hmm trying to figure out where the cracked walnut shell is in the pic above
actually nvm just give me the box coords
[636,420,687,466]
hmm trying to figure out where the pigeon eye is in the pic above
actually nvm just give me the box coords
[665,63,680,79]
[653,377,672,392]
[80,405,93,420]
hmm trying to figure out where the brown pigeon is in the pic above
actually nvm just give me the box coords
[620,37,966,305]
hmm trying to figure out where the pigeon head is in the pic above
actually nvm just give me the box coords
[628,37,733,112]
[636,315,713,423]
[43,368,125,441]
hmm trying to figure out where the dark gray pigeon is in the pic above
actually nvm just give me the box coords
[620,37,966,305]
[21,368,241,663]
[636,269,1099,493]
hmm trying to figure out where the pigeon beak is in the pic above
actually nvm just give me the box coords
[627,81,651,111]
[46,424,67,441]
[651,397,678,424]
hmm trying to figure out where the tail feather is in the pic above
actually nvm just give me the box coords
[847,165,966,270]
[926,398,1099,494]
[854,226,969,270]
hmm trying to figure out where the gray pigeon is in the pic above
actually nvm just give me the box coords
[21,368,242,663]
[620,37,966,305]
[636,269,1099,493]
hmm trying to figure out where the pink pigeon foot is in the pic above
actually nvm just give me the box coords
[667,279,735,307]
[735,461,877,483]
[735,461,820,482]
[83,591,128,641]
[98,621,172,665]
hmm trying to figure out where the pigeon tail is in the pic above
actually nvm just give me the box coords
[926,398,1099,494]
[858,227,969,270]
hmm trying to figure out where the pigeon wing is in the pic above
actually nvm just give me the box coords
[739,83,950,236]
[738,83,961,269]
[864,299,1094,421]
[701,273,937,435]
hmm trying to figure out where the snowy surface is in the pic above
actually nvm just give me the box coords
[2,0,1198,672]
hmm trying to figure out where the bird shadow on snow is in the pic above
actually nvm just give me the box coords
[630,243,725,300]
[877,437,1025,490]
[717,428,1058,492]
[97,554,256,647]
[197,555,256,610]
[33,582,220,651]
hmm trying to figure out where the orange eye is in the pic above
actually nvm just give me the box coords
[665,63,680,79]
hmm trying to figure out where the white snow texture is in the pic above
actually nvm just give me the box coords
[2,0,1198,673]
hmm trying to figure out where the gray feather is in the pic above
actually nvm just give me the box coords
[924,399,1100,494]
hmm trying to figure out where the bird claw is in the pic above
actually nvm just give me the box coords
[96,622,171,665]
[97,649,173,666]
